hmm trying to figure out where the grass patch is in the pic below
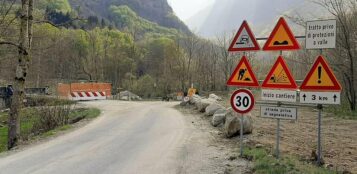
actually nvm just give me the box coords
[0,107,100,153]
[69,108,101,120]
[243,147,336,174]
[40,125,72,138]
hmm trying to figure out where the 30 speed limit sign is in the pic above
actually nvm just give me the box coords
[230,89,255,114]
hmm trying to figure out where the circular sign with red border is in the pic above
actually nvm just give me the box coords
[230,89,255,114]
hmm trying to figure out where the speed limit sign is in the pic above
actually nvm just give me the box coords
[230,89,255,114]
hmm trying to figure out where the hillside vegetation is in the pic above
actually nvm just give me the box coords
[68,0,191,34]
[38,0,71,12]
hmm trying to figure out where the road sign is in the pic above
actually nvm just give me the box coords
[228,20,260,52]
[230,89,255,114]
[261,89,297,102]
[263,17,300,51]
[300,91,340,104]
[306,19,336,49]
[227,56,259,87]
[261,56,298,89]
[187,88,196,97]
[261,106,297,120]
[300,55,341,91]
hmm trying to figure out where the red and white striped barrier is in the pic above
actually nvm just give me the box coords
[69,91,106,101]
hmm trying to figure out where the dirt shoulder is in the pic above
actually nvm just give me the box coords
[247,106,357,173]
[216,95,357,173]
[174,104,252,174]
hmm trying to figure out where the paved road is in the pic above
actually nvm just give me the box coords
[0,101,189,174]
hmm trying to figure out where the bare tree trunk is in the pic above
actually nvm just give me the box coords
[8,0,30,150]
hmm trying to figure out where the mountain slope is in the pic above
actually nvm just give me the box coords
[186,0,327,38]
[68,0,191,34]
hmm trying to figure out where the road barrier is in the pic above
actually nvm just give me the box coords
[70,91,106,101]
[57,83,111,101]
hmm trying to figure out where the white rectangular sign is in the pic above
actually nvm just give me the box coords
[261,89,297,102]
[300,91,340,105]
[261,106,297,120]
[306,19,336,49]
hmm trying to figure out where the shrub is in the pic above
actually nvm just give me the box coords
[31,105,73,135]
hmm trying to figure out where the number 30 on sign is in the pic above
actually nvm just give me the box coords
[230,89,255,114]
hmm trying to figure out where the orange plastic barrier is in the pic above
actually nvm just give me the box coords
[57,83,112,98]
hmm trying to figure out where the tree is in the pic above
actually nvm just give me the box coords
[216,32,239,91]
[315,0,357,110]
[7,0,33,149]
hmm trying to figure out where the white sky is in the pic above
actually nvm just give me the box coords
[168,0,215,21]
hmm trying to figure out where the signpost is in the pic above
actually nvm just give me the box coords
[187,88,196,97]
[261,106,297,120]
[299,55,341,91]
[306,19,336,49]
[227,56,260,87]
[226,17,342,165]
[300,91,340,105]
[260,17,300,159]
[227,20,259,158]
[260,54,298,158]
[228,21,260,52]
[230,89,255,157]
[261,56,298,90]
[263,17,300,51]
[183,96,190,102]
[261,89,297,103]
[300,54,341,165]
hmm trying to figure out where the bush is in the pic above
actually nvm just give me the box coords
[31,105,73,135]
[25,96,76,107]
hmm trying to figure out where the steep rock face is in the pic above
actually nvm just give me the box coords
[68,0,191,34]
[186,0,324,38]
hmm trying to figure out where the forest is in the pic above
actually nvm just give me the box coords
[0,0,356,108]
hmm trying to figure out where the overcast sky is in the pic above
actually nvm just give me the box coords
[167,0,215,21]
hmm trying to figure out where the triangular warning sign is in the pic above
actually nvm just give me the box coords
[228,20,260,52]
[300,55,341,91]
[227,56,259,87]
[262,56,298,89]
[263,17,300,51]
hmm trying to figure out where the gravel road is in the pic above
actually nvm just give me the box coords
[0,100,249,174]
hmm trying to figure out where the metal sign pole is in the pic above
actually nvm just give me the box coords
[276,118,280,159]
[276,101,282,159]
[317,104,323,165]
[240,113,244,157]
[317,49,323,165]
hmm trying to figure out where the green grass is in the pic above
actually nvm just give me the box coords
[0,127,7,152]
[0,107,100,153]
[243,147,337,174]
[40,125,72,138]
[69,108,101,119]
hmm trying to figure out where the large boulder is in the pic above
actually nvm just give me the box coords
[224,109,253,138]
[209,94,222,101]
[180,101,188,106]
[119,90,142,101]
[211,108,228,127]
[189,94,202,104]
[196,98,216,112]
[205,103,224,116]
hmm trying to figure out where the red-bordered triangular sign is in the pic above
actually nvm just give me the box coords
[263,17,300,51]
[300,55,341,91]
[261,56,298,89]
[227,56,259,87]
[228,20,260,52]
